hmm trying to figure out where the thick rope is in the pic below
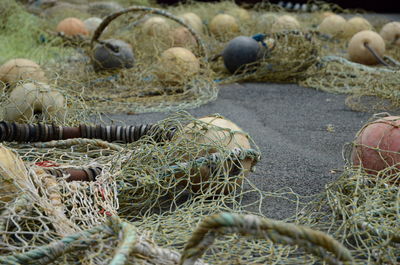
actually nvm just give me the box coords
[0,224,113,264]
[319,56,399,73]
[109,221,138,265]
[163,148,260,177]
[364,43,390,67]
[91,5,208,61]
[0,216,209,265]
[179,212,353,265]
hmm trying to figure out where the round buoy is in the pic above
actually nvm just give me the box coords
[177,116,252,194]
[4,82,65,123]
[142,16,171,37]
[84,17,103,35]
[0,145,28,203]
[178,12,203,33]
[227,7,251,21]
[320,11,335,19]
[222,36,261,74]
[256,13,278,32]
[209,14,239,38]
[318,14,346,37]
[169,27,197,48]
[344,17,372,38]
[155,47,200,85]
[348,30,385,65]
[271,15,300,32]
[56,17,89,37]
[0,58,47,85]
[352,116,400,175]
[379,22,400,45]
[92,39,135,72]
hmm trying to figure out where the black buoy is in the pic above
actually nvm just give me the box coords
[222,36,261,74]
[92,39,135,72]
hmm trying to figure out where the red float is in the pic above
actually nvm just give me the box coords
[352,116,400,174]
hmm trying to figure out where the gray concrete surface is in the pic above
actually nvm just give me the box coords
[106,83,374,219]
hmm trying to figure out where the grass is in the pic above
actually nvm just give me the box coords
[0,0,74,65]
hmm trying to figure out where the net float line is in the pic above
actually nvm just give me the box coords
[0,121,176,143]
[43,167,103,182]
[40,148,260,184]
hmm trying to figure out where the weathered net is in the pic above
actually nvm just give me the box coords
[2,0,400,114]
[0,111,399,264]
[1,0,400,264]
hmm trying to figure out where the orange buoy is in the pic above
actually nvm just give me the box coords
[0,58,47,85]
[352,116,400,177]
[56,17,89,37]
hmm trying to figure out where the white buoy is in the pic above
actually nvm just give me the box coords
[4,82,66,122]
[348,30,386,65]
[155,47,200,85]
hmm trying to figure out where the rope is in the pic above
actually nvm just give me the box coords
[157,148,260,181]
[90,5,208,61]
[109,220,138,265]
[364,43,390,67]
[179,212,353,265]
[0,224,113,264]
[319,55,399,73]
[0,216,209,265]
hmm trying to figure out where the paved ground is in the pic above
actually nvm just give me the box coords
[108,82,375,219]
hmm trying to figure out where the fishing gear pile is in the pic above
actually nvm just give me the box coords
[0,0,399,264]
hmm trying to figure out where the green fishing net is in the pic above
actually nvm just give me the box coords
[0,0,399,264]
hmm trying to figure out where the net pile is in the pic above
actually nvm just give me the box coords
[0,1,399,264]
[0,112,399,264]
[166,1,400,111]
[2,0,400,114]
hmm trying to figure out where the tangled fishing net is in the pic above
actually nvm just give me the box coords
[0,0,399,264]
[0,111,398,264]
[2,0,400,114]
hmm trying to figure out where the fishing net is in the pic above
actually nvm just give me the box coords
[0,0,399,264]
[0,112,399,264]
[3,0,400,114]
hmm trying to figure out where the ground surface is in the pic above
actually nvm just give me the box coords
[108,82,375,219]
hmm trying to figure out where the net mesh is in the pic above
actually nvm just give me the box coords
[0,0,399,264]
